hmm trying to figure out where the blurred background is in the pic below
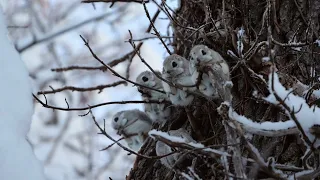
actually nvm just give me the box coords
[0,0,175,179]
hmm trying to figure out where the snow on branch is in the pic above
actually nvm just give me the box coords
[149,129,230,157]
[266,72,320,149]
[228,106,299,137]
[149,128,303,176]
[225,71,320,147]
[245,141,287,179]
[237,27,245,57]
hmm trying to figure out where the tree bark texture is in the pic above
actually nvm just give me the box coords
[127,0,320,179]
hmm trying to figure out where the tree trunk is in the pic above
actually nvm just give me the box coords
[127,0,320,179]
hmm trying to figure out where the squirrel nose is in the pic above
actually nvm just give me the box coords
[167,70,171,74]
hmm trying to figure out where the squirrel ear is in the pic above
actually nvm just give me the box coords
[121,118,128,126]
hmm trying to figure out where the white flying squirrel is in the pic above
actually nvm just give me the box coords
[162,54,197,106]
[189,44,232,102]
[136,70,171,122]
[112,109,153,151]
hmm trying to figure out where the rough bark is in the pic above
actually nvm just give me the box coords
[127,0,320,179]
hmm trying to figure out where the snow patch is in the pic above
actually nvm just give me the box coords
[0,7,45,180]
[265,72,320,148]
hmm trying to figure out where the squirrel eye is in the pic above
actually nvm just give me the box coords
[142,76,148,82]
[172,61,177,67]
[201,49,207,55]
[114,117,119,122]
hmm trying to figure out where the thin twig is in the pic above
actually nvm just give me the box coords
[271,37,308,47]
[51,51,135,72]
[79,35,166,94]
[33,94,168,111]
[270,71,314,149]
[142,2,171,55]
[17,8,126,53]
[125,35,173,42]
[38,81,127,95]
[82,0,149,3]
[52,65,108,72]
[90,111,176,159]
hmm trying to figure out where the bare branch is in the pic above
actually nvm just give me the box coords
[90,111,176,159]
[51,51,135,72]
[126,35,173,42]
[33,94,168,111]
[37,81,127,95]
[271,37,308,47]
[82,0,149,3]
[17,6,126,53]
[52,65,109,72]
[79,35,166,94]
[142,2,171,55]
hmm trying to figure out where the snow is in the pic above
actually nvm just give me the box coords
[220,154,230,179]
[265,72,320,147]
[181,172,194,180]
[227,49,237,58]
[227,71,320,141]
[288,170,314,180]
[291,47,302,51]
[252,90,258,97]
[148,129,189,143]
[262,56,270,62]
[1,0,180,179]
[229,109,296,131]
[0,6,45,180]
[248,142,266,165]
[311,89,320,99]
[187,167,202,180]
[248,143,287,178]
[315,39,320,47]
[224,81,233,88]
[237,27,245,37]
[149,129,228,156]
[237,27,245,57]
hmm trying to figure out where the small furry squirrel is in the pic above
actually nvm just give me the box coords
[135,70,171,122]
[112,109,153,151]
[189,44,232,102]
[162,54,197,106]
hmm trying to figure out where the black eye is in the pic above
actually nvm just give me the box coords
[201,49,207,55]
[142,76,148,82]
[172,61,177,67]
[114,117,119,122]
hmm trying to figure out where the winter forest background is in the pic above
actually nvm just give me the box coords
[3,0,320,180]
[1,0,171,179]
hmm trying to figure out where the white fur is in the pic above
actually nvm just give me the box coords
[111,109,153,151]
[136,71,171,122]
[162,54,196,106]
[189,45,232,101]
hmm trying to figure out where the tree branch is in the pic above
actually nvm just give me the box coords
[17,7,126,53]
[33,94,168,111]
[37,81,127,95]
[82,0,149,3]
